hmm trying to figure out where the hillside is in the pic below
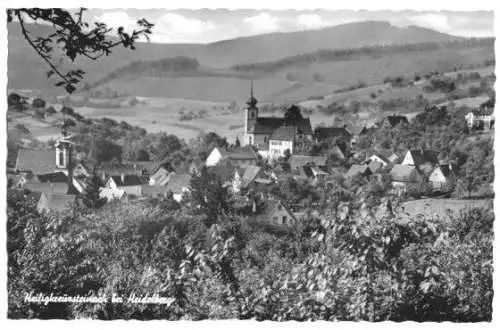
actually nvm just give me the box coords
[8,20,462,92]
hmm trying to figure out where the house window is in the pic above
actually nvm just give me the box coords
[249,136,253,145]
[58,150,65,167]
[282,216,287,224]
[273,216,278,223]
[264,136,267,143]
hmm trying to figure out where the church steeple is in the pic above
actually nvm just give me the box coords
[246,80,258,108]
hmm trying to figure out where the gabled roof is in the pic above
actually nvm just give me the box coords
[149,167,173,186]
[110,175,143,187]
[16,149,58,174]
[216,146,259,161]
[141,184,171,196]
[262,199,296,221]
[269,125,296,141]
[122,160,173,173]
[314,126,352,141]
[37,172,69,183]
[39,193,76,212]
[384,115,409,127]
[99,163,141,175]
[390,164,420,182]
[23,182,71,194]
[433,164,457,179]
[407,149,440,166]
[165,173,191,194]
[346,164,371,178]
[238,164,263,188]
[250,117,313,135]
[290,155,327,170]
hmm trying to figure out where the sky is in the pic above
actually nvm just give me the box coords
[78,9,495,44]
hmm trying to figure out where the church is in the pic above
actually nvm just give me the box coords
[242,83,313,159]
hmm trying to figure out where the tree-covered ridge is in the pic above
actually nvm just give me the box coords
[231,38,495,73]
[91,57,200,88]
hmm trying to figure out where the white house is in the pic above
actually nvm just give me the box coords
[428,164,456,191]
[465,111,494,130]
[205,146,259,167]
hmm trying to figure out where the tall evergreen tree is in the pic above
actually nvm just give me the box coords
[82,173,107,210]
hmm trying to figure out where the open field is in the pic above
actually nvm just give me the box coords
[400,198,493,222]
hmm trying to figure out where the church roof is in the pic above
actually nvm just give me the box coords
[270,125,296,141]
[250,117,312,135]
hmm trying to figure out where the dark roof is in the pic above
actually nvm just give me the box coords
[390,164,420,182]
[269,125,296,141]
[16,150,58,174]
[141,185,171,196]
[218,147,259,161]
[37,172,69,183]
[250,117,312,135]
[408,149,440,166]
[346,164,371,178]
[434,164,456,178]
[314,126,352,141]
[122,160,172,173]
[23,182,71,194]
[99,163,141,175]
[384,115,409,127]
[111,175,143,186]
[290,155,327,169]
[165,173,191,194]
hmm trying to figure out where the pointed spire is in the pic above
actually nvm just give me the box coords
[246,79,258,107]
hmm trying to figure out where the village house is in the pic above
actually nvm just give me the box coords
[100,174,143,201]
[261,199,298,227]
[389,164,424,194]
[205,146,259,167]
[242,82,313,159]
[313,125,353,148]
[381,114,409,129]
[465,109,495,131]
[164,173,192,202]
[346,164,372,179]
[428,164,457,192]
[37,192,77,213]
[290,155,327,172]
[401,149,440,167]
[232,164,270,194]
[295,164,330,185]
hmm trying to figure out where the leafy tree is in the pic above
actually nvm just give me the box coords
[31,98,46,109]
[82,174,107,210]
[7,8,154,93]
[284,105,304,124]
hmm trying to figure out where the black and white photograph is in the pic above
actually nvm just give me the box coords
[3,1,497,323]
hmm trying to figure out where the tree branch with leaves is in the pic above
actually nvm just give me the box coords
[7,8,154,93]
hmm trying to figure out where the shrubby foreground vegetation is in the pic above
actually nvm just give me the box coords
[7,183,493,320]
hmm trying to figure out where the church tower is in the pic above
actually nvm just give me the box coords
[244,80,258,146]
[55,115,73,174]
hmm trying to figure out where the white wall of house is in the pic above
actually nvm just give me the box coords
[206,148,223,167]
[401,151,415,166]
[369,155,388,167]
[269,140,293,159]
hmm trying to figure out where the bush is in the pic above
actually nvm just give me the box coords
[45,106,57,115]
[15,124,30,134]
[31,98,46,109]
[34,108,45,119]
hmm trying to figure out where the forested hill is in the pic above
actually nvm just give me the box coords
[9,20,463,91]
[231,38,495,73]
